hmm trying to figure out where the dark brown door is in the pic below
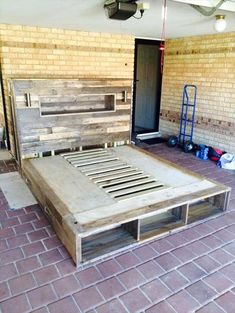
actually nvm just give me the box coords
[133,39,162,134]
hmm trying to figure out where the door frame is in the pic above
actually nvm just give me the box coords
[132,38,162,134]
[0,61,10,149]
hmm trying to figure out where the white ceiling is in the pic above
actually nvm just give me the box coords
[0,0,235,38]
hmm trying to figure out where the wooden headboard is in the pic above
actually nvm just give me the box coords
[10,79,132,159]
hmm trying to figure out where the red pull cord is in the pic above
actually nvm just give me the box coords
[160,0,167,74]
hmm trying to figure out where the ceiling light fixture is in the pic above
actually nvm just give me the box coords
[214,15,227,32]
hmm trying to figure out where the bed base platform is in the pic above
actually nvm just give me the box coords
[22,145,231,265]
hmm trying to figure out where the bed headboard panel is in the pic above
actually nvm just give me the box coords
[10,79,132,159]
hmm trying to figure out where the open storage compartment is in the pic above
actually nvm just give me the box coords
[82,220,139,262]
[40,94,116,116]
[188,193,227,224]
[139,205,187,241]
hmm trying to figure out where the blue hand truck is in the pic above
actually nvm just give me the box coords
[178,85,197,145]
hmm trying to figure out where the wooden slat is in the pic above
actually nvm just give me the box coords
[61,148,104,157]
[66,151,109,162]
[20,131,130,154]
[39,132,80,141]
[110,182,164,198]
[104,178,156,193]
[70,154,115,165]
[99,174,149,187]
[81,161,126,174]
[115,185,167,201]
[92,170,143,183]
[73,157,119,167]
[89,166,134,179]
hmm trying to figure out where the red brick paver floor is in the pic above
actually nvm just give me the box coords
[0,159,18,174]
[0,143,234,313]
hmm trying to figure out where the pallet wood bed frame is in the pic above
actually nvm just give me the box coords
[10,79,231,265]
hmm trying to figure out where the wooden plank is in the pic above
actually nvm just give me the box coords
[20,131,130,154]
[104,178,157,193]
[99,173,150,187]
[92,170,143,183]
[139,212,184,241]
[181,204,189,224]
[212,193,227,210]
[40,96,116,115]
[81,161,127,174]
[61,148,104,157]
[73,157,119,167]
[114,185,167,201]
[122,220,139,241]
[89,167,135,179]
[82,226,136,262]
[39,93,129,103]
[39,131,80,141]
[64,151,108,160]
[188,201,223,224]
[70,154,115,164]
[74,185,226,231]
[11,79,132,157]
[224,191,231,211]
[22,156,116,215]
[110,181,164,198]
[107,126,130,133]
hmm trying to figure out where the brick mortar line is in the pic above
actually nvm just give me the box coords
[160,110,235,129]
[141,255,235,312]
[89,247,235,313]
[150,214,235,255]
[165,46,235,56]
[0,40,134,54]
[194,279,235,312]
[91,231,235,311]
[1,210,233,282]
[1,194,234,302]
[31,265,62,290]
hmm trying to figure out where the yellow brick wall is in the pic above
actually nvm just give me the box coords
[0,24,135,153]
[160,32,235,153]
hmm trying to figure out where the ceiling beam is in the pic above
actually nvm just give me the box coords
[172,0,235,12]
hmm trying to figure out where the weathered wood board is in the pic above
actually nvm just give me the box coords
[9,79,132,159]
[22,145,231,265]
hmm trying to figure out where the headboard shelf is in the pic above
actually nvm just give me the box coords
[10,79,132,160]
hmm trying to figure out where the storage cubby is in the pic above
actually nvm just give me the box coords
[82,220,138,262]
[188,193,226,224]
[40,94,116,116]
[139,206,186,241]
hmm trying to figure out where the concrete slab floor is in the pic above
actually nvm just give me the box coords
[0,143,234,313]
[0,172,37,210]
[0,149,13,161]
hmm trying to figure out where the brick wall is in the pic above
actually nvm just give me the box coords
[0,24,135,154]
[160,32,235,153]
[1,24,234,154]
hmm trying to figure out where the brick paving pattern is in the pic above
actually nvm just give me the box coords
[0,159,18,174]
[0,143,234,312]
